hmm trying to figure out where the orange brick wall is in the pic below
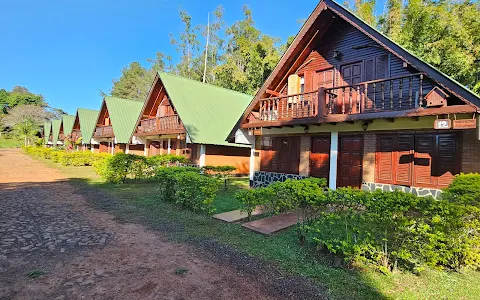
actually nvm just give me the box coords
[204,145,250,174]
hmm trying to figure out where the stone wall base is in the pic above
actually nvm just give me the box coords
[252,171,306,188]
[362,182,442,199]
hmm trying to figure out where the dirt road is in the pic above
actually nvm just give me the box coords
[0,149,292,300]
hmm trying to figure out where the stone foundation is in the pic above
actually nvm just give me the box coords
[362,182,442,198]
[252,171,306,188]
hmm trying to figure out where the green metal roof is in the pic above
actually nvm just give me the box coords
[51,119,62,144]
[104,96,144,144]
[62,115,75,136]
[43,122,51,144]
[159,72,252,147]
[76,108,99,144]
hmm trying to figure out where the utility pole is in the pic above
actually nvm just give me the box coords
[202,13,210,83]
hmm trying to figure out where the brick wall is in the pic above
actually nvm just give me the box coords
[462,129,480,173]
[299,136,311,176]
[362,133,376,182]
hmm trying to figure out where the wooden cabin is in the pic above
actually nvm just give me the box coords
[133,72,252,173]
[71,108,99,151]
[229,0,480,197]
[91,97,144,154]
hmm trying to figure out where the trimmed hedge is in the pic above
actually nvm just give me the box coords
[23,146,109,166]
[235,176,480,272]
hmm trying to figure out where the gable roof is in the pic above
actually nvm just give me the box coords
[101,96,144,144]
[51,119,62,144]
[227,0,480,140]
[152,72,252,147]
[76,108,99,144]
[43,122,51,144]
[61,115,75,136]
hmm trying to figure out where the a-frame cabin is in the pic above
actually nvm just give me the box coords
[133,72,252,173]
[229,0,480,197]
[92,96,144,154]
[71,108,99,151]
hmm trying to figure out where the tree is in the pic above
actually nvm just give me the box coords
[354,0,377,26]
[3,105,52,146]
[213,5,281,94]
[110,62,152,101]
[0,86,46,109]
[379,0,480,94]
[170,9,202,81]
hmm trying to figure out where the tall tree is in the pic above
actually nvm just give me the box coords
[354,0,377,26]
[110,62,152,101]
[214,5,281,94]
[170,9,202,81]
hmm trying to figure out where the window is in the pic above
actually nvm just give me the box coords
[261,136,300,174]
[376,133,460,188]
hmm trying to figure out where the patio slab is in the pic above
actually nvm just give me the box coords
[242,212,299,235]
[212,206,266,223]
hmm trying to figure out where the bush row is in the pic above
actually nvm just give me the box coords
[23,146,109,166]
[235,175,480,272]
[154,167,220,214]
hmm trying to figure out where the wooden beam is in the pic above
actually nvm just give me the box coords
[266,89,281,97]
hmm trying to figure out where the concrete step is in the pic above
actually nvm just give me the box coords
[212,206,266,223]
[242,212,299,235]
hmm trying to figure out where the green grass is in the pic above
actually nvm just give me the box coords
[0,137,23,148]
[31,156,480,300]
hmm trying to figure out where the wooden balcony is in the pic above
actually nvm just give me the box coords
[94,125,114,137]
[136,115,184,136]
[241,73,474,128]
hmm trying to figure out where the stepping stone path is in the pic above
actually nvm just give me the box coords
[212,206,266,223]
[242,213,300,235]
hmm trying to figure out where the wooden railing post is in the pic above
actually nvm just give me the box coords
[317,87,326,119]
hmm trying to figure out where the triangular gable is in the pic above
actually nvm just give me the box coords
[228,0,480,139]
[43,122,51,144]
[51,119,62,144]
[62,115,75,137]
[74,108,99,144]
[98,96,144,144]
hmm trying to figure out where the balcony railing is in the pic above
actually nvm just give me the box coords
[252,73,426,125]
[138,115,184,134]
[94,125,114,137]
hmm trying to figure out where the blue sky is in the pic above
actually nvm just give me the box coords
[0,0,386,115]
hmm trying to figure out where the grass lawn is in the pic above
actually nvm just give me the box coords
[0,137,23,148]
[34,157,480,300]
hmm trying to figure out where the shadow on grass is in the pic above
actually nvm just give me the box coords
[57,177,387,300]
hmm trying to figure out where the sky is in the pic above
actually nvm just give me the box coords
[0,0,387,115]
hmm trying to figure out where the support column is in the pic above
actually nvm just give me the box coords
[144,140,149,157]
[111,140,115,155]
[125,144,130,154]
[329,132,338,190]
[91,145,94,153]
[249,139,256,182]
[167,138,171,154]
[199,144,206,167]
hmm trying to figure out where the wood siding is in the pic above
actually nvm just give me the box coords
[260,136,300,174]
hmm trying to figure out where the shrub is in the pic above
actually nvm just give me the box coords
[203,165,237,189]
[153,166,200,202]
[147,154,189,167]
[174,171,221,213]
[94,153,153,183]
[59,151,110,166]
[307,188,480,272]
[442,173,480,206]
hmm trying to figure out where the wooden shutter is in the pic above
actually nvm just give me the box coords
[310,137,331,181]
[395,135,414,185]
[414,134,436,187]
[364,58,375,81]
[436,134,458,187]
[376,136,395,183]
[304,71,314,92]
[375,55,389,79]
[288,137,301,174]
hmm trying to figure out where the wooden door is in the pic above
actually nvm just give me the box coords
[339,62,363,114]
[337,136,363,188]
[149,141,160,156]
[310,137,330,181]
[435,134,458,187]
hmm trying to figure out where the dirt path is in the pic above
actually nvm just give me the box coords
[0,149,286,300]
